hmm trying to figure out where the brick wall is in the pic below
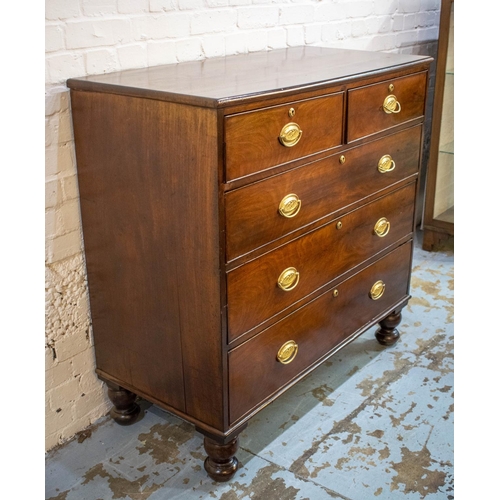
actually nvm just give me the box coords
[45,0,440,452]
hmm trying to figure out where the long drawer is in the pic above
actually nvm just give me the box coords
[228,240,412,424]
[227,182,415,341]
[225,92,344,182]
[347,72,427,142]
[225,125,421,261]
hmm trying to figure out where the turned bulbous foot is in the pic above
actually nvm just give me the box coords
[375,310,402,346]
[107,384,140,425]
[203,436,239,482]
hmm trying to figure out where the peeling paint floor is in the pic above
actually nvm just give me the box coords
[46,233,454,499]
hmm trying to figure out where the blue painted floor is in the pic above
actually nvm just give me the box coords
[46,233,454,499]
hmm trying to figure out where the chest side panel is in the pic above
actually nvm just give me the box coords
[71,91,224,429]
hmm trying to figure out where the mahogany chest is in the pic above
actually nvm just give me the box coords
[67,46,432,481]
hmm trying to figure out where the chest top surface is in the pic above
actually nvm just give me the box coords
[67,46,431,107]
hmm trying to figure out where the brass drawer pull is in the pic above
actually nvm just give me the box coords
[370,280,386,300]
[279,122,302,147]
[277,267,300,291]
[374,217,390,237]
[277,340,298,364]
[378,154,396,173]
[278,193,301,218]
[383,94,401,114]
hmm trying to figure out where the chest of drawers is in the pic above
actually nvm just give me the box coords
[68,46,432,482]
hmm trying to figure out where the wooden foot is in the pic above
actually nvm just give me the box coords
[203,436,239,482]
[375,310,402,346]
[106,383,140,425]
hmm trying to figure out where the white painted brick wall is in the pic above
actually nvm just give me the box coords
[45,0,440,452]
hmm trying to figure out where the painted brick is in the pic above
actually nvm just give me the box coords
[72,389,109,421]
[225,32,248,55]
[403,13,417,30]
[46,358,73,389]
[230,0,252,5]
[85,47,119,75]
[46,230,83,263]
[191,9,238,35]
[238,7,279,29]
[149,0,177,12]
[46,24,65,52]
[392,13,404,31]
[267,28,287,49]
[45,0,80,20]
[345,0,373,18]
[396,29,418,48]
[45,87,70,117]
[46,208,57,240]
[322,20,352,42]
[280,5,314,25]
[81,0,119,17]
[46,400,75,437]
[46,53,86,84]
[132,13,192,40]
[117,43,148,69]
[65,19,132,50]
[178,0,206,10]
[202,34,227,58]
[147,39,177,66]
[286,25,304,47]
[46,178,62,209]
[417,26,438,43]
[304,24,322,44]
[118,0,149,14]
[314,3,346,23]
[247,30,268,53]
[399,0,421,13]
[374,0,398,15]
[71,349,98,380]
[48,378,82,410]
[54,331,90,364]
[207,0,229,6]
[56,199,82,235]
[175,38,204,61]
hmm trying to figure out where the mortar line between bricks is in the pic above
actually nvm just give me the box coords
[288,331,451,476]
[239,446,353,500]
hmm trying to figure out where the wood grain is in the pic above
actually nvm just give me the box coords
[225,92,343,181]
[347,72,428,142]
[225,125,422,261]
[227,182,416,341]
[228,241,413,424]
[70,90,224,429]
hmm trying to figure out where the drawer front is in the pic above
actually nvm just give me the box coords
[347,72,427,142]
[227,182,415,341]
[225,125,421,261]
[225,92,343,182]
[228,241,412,424]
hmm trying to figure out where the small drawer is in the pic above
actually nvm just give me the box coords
[225,125,421,261]
[347,72,427,142]
[224,92,343,182]
[227,182,415,341]
[228,241,412,424]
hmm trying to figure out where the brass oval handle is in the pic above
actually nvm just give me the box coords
[383,94,401,114]
[277,340,298,364]
[378,154,396,173]
[279,122,303,147]
[278,193,301,218]
[374,217,390,237]
[277,267,300,291]
[370,280,386,300]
